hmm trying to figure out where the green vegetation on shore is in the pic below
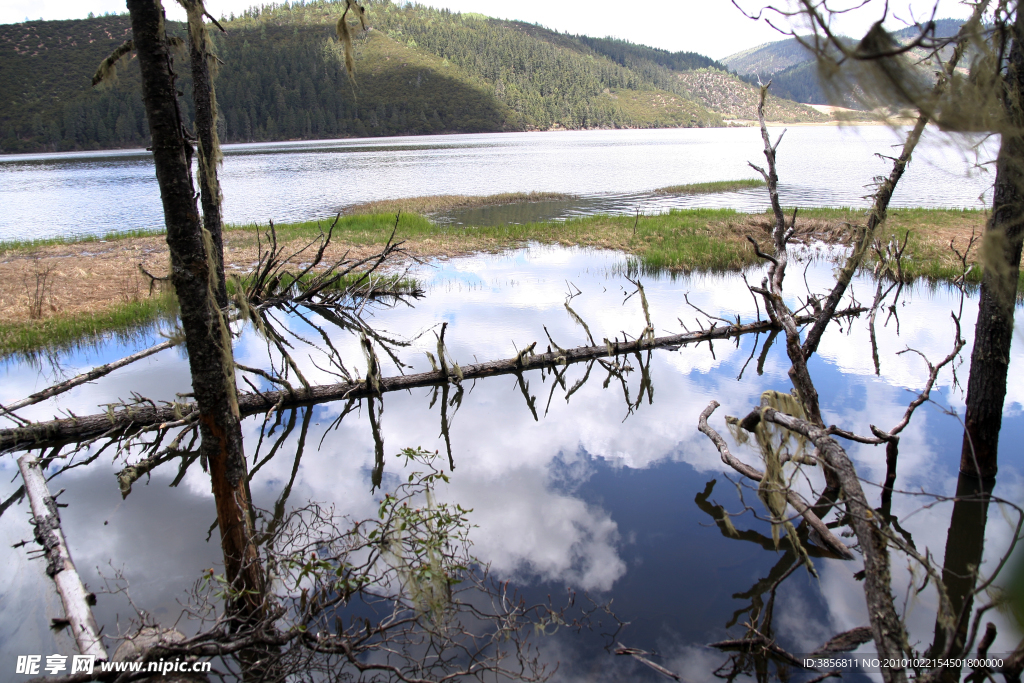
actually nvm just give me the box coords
[0,228,162,253]
[0,292,177,359]
[2,204,1014,357]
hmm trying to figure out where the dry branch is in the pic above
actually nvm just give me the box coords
[799,9,982,360]
[0,339,178,422]
[698,402,854,560]
[760,408,909,683]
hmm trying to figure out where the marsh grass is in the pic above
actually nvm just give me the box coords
[343,191,576,216]
[225,269,421,297]
[0,227,162,253]
[789,207,1024,288]
[2,203,1014,356]
[0,291,178,359]
[654,179,767,195]
[245,208,758,272]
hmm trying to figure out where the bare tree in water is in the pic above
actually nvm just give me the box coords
[694,1,1024,679]
[734,0,1022,475]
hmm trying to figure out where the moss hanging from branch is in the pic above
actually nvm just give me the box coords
[336,0,368,76]
[92,39,135,87]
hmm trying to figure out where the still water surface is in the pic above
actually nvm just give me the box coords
[0,127,998,242]
[0,245,1021,680]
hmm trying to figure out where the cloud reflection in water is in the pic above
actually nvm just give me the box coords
[0,244,1021,679]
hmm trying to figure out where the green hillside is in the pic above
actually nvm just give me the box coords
[0,0,821,154]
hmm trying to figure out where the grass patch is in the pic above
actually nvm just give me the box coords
[0,292,178,360]
[227,212,437,246]
[790,206,992,280]
[762,206,1023,292]
[249,208,761,273]
[0,227,163,254]
[654,179,766,195]
[3,204,1015,357]
[226,270,421,297]
[344,192,576,216]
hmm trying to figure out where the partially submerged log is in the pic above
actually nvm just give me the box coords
[17,454,107,660]
[0,312,861,450]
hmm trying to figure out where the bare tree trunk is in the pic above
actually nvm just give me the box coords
[183,0,228,309]
[126,0,265,622]
[927,474,994,679]
[801,15,976,359]
[0,312,858,449]
[760,409,909,683]
[961,8,1024,479]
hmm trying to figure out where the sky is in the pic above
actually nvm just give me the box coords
[0,0,976,60]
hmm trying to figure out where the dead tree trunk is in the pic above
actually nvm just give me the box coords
[706,83,912,683]
[758,409,909,683]
[18,455,107,661]
[927,473,994,678]
[960,8,1024,479]
[183,0,228,309]
[801,18,975,359]
[0,312,863,450]
[126,0,265,622]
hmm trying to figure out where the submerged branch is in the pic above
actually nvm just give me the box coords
[17,454,107,660]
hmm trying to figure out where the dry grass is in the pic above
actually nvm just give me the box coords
[655,179,766,195]
[0,236,170,324]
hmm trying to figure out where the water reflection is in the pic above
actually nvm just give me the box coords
[0,246,1022,680]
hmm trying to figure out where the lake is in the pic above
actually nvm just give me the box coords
[0,125,1019,680]
[0,126,999,242]
[0,242,1021,680]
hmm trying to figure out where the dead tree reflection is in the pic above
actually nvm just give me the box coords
[926,474,996,677]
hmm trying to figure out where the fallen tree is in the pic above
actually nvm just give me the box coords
[0,309,864,451]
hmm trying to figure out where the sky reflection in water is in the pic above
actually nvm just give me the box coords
[0,245,1022,680]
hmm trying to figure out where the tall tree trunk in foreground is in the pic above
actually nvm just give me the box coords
[126,0,265,620]
[183,0,228,308]
[961,8,1024,479]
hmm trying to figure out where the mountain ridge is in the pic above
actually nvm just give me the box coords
[0,0,827,154]
[721,18,967,107]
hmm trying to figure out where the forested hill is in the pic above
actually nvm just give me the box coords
[0,0,822,154]
[722,18,966,107]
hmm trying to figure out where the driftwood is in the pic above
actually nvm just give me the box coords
[17,454,107,660]
[708,634,805,669]
[615,643,683,681]
[0,311,863,451]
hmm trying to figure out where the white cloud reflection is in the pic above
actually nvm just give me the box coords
[1,244,1022,677]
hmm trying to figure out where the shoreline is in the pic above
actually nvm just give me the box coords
[0,113,894,159]
[0,202,996,359]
